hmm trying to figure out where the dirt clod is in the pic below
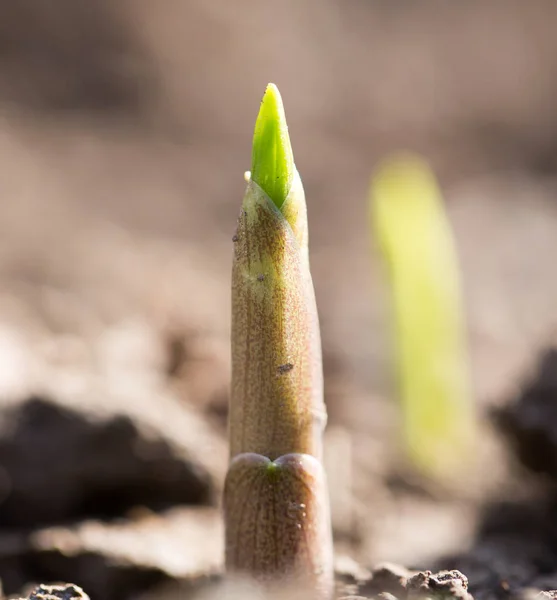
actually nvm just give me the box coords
[495,348,557,479]
[406,570,471,600]
[28,584,89,600]
[365,563,413,598]
[341,565,472,600]
[277,363,294,375]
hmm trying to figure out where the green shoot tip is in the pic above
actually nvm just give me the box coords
[251,83,295,210]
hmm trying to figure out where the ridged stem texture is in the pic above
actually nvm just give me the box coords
[225,84,332,599]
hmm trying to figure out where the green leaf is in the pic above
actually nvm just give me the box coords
[251,83,295,211]
[370,154,476,480]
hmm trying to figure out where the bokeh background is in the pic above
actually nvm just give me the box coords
[1,2,557,599]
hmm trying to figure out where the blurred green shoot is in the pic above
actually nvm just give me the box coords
[370,154,476,480]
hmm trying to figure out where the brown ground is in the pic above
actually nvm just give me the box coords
[1,1,557,599]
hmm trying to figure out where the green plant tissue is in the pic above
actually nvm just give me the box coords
[370,154,476,479]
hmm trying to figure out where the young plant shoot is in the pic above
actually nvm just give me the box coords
[225,84,333,597]
[370,155,476,481]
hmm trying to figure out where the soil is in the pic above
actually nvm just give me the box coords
[1,1,557,600]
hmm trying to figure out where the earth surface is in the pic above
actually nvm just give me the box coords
[1,2,557,599]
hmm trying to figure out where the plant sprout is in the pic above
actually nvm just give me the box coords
[225,84,333,598]
[370,155,476,480]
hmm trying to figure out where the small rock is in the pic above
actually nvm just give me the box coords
[28,584,89,600]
